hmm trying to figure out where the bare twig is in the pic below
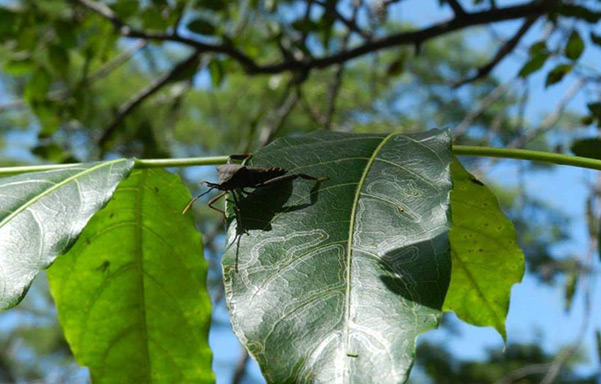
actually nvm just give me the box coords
[312,0,372,39]
[446,0,466,16]
[256,83,301,148]
[323,64,345,130]
[88,39,147,82]
[0,100,26,112]
[98,52,200,148]
[455,15,538,87]
[299,93,326,126]
[507,78,585,149]
[454,78,516,139]
[73,0,557,75]
[492,363,553,384]
[322,0,362,130]
[231,349,250,384]
[474,78,585,174]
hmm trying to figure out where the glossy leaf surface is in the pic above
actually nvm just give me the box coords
[0,159,133,310]
[444,159,524,340]
[48,169,213,383]
[223,130,452,383]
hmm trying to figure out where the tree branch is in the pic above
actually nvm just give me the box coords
[454,15,538,87]
[492,363,552,384]
[97,52,200,149]
[74,0,557,75]
[72,0,258,71]
[446,0,466,16]
[454,79,516,138]
[256,82,302,148]
[312,0,372,39]
[322,0,361,130]
[231,349,250,384]
[88,39,147,83]
[4,146,601,176]
[507,78,585,149]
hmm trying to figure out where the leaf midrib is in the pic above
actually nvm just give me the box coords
[0,159,128,230]
[343,133,396,361]
[134,170,152,381]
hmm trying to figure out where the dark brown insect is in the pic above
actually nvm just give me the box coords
[183,154,327,229]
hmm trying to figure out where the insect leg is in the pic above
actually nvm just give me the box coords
[182,186,215,214]
[257,173,328,187]
[208,191,228,219]
[229,191,248,234]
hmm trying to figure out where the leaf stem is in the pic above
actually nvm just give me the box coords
[0,156,230,176]
[452,146,601,172]
[133,156,229,168]
[1,147,601,176]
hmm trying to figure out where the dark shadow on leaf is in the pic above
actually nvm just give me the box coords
[224,179,326,271]
[376,234,450,311]
[228,179,324,233]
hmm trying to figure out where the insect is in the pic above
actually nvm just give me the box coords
[182,154,328,231]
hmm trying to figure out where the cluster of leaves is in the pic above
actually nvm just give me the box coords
[0,129,527,383]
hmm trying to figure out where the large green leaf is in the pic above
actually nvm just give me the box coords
[444,159,524,340]
[47,169,214,383]
[0,159,133,310]
[222,130,452,383]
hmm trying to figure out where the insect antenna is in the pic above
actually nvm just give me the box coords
[182,187,215,214]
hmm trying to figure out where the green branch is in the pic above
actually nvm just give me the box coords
[0,147,600,176]
[0,156,230,176]
[452,146,601,171]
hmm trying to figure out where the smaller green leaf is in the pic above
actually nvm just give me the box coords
[591,32,601,47]
[150,0,169,8]
[387,51,408,77]
[48,169,213,383]
[187,18,216,35]
[208,59,224,87]
[518,53,548,78]
[31,143,73,163]
[587,102,601,119]
[545,64,572,87]
[112,0,139,19]
[170,56,201,83]
[55,21,77,49]
[47,44,70,76]
[0,8,17,36]
[3,57,35,76]
[141,7,169,30]
[30,99,61,136]
[528,41,547,55]
[196,0,227,11]
[445,159,524,340]
[565,30,584,60]
[558,4,601,23]
[563,270,578,312]
[571,138,601,160]
[586,197,597,239]
[291,18,319,33]
[24,68,52,103]
[581,115,594,126]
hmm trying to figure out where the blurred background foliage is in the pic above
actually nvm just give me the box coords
[0,0,600,382]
